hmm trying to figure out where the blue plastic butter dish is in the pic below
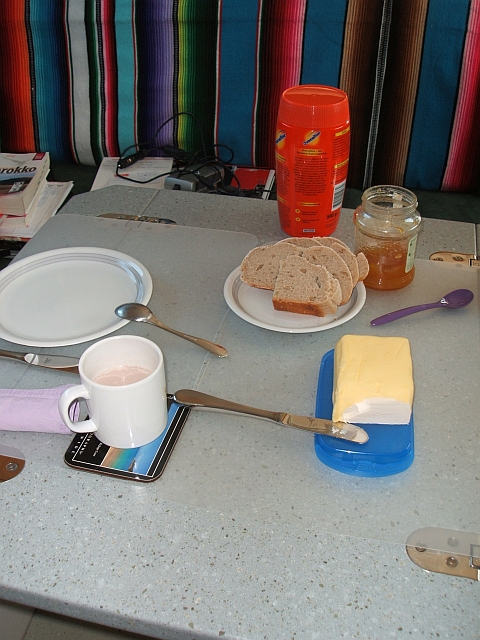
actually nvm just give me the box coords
[314,349,414,477]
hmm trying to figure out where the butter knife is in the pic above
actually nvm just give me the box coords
[0,349,79,373]
[173,389,368,443]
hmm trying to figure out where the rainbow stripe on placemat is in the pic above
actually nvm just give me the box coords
[0,0,477,192]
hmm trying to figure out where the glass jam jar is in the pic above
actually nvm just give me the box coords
[354,185,422,290]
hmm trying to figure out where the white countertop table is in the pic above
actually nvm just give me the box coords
[0,187,479,640]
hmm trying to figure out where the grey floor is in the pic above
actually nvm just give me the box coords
[1,169,478,640]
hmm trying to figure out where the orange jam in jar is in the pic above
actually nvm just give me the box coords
[354,186,421,290]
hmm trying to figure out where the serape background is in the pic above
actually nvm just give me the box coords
[0,0,478,193]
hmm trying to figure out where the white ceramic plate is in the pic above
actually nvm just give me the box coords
[0,247,153,347]
[224,266,366,333]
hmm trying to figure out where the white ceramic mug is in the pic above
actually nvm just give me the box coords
[59,335,167,448]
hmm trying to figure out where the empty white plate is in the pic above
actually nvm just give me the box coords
[224,266,366,333]
[0,247,152,346]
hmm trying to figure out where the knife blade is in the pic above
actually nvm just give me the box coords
[173,389,368,443]
[0,349,79,372]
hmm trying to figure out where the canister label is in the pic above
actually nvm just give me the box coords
[275,122,350,237]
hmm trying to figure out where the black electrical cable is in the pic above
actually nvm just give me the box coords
[115,111,270,197]
[115,111,203,184]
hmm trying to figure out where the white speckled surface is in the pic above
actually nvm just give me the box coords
[1,190,479,640]
[59,185,478,256]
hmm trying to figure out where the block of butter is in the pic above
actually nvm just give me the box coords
[332,335,414,424]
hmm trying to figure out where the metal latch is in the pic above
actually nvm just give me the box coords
[429,251,480,267]
[0,444,25,482]
[406,527,480,580]
[98,213,176,224]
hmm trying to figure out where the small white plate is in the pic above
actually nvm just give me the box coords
[224,266,366,333]
[0,247,152,346]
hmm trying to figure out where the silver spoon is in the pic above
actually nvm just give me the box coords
[115,303,228,357]
[370,288,474,326]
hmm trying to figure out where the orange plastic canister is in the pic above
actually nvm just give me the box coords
[275,85,350,237]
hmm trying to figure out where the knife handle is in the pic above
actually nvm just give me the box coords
[173,389,279,422]
[0,349,27,362]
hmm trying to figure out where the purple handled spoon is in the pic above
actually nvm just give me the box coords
[371,288,474,326]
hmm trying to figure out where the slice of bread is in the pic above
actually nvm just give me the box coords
[313,236,350,250]
[277,237,322,249]
[314,237,369,283]
[327,242,360,286]
[302,245,354,305]
[277,236,367,288]
[239,237,369,317]
[240,243,301,290]
[356,252,369,281]
[272,255,342,317]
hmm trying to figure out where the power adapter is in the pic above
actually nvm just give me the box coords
[164,164,224,192]
[117,149,147,169]
[118,145,192,170]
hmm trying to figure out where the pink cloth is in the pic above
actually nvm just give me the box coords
[0,385,79,434]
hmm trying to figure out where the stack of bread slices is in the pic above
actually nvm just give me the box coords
[240,237,369,317]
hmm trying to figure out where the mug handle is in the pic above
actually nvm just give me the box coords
[58,385,97,434]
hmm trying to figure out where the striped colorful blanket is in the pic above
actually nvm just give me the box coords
[0,0,478,192]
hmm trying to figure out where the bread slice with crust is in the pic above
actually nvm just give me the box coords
[314,237,369,283]
[313,236,350,250]
[277,237,322,249]
[240,243,301,290]
[240,237,368,317]
[356,251,369,281]
[278,237,368,286]
[316,236,369,287]
[272,255,342,317]
[302,245,353,305]
[327,242,360,286]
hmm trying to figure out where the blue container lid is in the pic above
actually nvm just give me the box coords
[314,349,414,477]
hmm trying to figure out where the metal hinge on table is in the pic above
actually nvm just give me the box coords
[406,527,480,580]
[0,444,25,482]
[430,226,480,266]
[98,213,176,224]
[429,251,480,267]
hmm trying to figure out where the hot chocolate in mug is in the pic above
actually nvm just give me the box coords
[59,335,167,448]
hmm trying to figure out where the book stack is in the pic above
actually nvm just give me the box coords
[0,152,50,216]
[0,152,72,241]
